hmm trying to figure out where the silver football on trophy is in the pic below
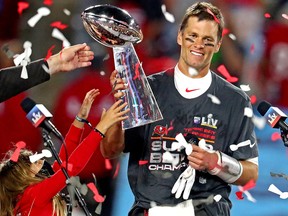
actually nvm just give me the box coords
[81,4,143,47]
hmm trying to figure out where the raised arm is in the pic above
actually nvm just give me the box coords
[100,70,127,159]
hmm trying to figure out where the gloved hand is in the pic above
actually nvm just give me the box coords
[171,166,196,200]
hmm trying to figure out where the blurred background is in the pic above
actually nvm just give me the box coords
[0,0,288,215]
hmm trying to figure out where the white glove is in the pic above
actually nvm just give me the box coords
[171,166,195,200]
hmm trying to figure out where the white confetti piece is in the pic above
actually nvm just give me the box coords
[52,28,71,47]
[228,33,237,40]
[207,94,221,104]
[213,194,222,202]
[244,107,253,118]
[28,7,50,27]
[63,8,71,16]
[188,67,198,76]
[239,84,251,92]
[161,4,175,23]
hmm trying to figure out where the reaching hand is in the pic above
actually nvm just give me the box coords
[77,89,100,119]
[47,43,94,75]
[109,70,127,100]
[95,100,129,135]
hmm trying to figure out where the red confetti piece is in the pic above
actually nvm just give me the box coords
[235,191,244,200]
[10,141,26,162]
[105,159,112,170]
[242,179,256,191]
[50,21,68,30]
[43,0,53,6]
[18,2,29,15]
[87,183,105,202]
[271,132,281,142]
[217,64,238,83]
[45,45,56,60]
[264,13,271,18]
[250,95,257,104]
[112,161,120,179]
[139,160,148,165]
[222,28,230,37]
[206,8,220,24]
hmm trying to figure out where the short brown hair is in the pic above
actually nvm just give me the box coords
[179,2,224,41]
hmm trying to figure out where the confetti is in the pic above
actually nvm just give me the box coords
[250,44,255,54]
[282,14,288,20]
[213,194,222,202]
[206,8,220,24]
[28,7,51,28]
[250,95,257,104]
[236,180,256,202]
[228,33,237,41]
[105,159,112,170]
[43,0,53,6]
[188,67,198,76]
[139,160,148,165]
[161,4,175,23]
[103,53,110,61]
[268,184,288,199]
[222,28,229,37]
[252,115,266,130]
[87,182,105,202]
[13,41,32,79]
[207,94,221,104]
[18,2,29,15]
[239,84,251,92]
[264,13,271,18]
[50,21,68,30]
[51,28,71,47]
[230,140,252,151]
[217,64,238,83]
[270,172,288,180]
[244,107,253,118]
[10,141,26,162]
[45,45,56,60]
[29,149,52,163]
[271,132,281,141]
[63,8,71,16]
[100,71,106,76]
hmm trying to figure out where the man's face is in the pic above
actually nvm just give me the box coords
[177,16,221,77]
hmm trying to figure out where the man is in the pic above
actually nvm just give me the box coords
[0,43,94,102]
[102,2,258,216]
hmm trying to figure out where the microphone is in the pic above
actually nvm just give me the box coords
[20,97,64,141]
[257,100,288,132]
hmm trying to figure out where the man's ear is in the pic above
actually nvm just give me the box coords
[177,30,183,46]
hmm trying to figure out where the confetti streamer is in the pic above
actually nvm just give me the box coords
[10,141,26,162]
[239,84,251,92]
[282,14,288,20]
[161,4,175,23]
[87,183,105,203]
[228,33,237,41]
[236,180,256,202]
[250,95,257,104]
[27,7,51,28]
[217,64,238,83]
[51,28,71,47]
[105,159,112,170]
[29,149,52,163]
[244,107,253,118]
[206,8,220,24]
[268,184,288,199]
[139,160,148,165]
[63,9,71,16]
[270,172,288,180]
[264,13,271,18]
[43,0,53,6]
[18,2,29,15]
[271,132,281,142]
[230,140,252,151]
[45,45,56,60]
[207,94,221,104]
[50,21,68,30]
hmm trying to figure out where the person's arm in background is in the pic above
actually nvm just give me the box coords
[101,70,127,159]
[28,100,130,205]
[53,88,100,171]
[0,43,94,102]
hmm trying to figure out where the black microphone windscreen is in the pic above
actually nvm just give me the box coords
[257,101,272,116]
[20,97,36,113]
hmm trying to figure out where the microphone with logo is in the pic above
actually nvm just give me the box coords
[257,100,288,146]
[20,97,64,141]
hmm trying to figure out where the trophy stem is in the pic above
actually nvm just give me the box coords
[113,43,163,129]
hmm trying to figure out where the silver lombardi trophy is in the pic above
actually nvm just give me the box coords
[81,4,163,129]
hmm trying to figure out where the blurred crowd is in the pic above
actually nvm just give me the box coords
[0,0,288,215]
